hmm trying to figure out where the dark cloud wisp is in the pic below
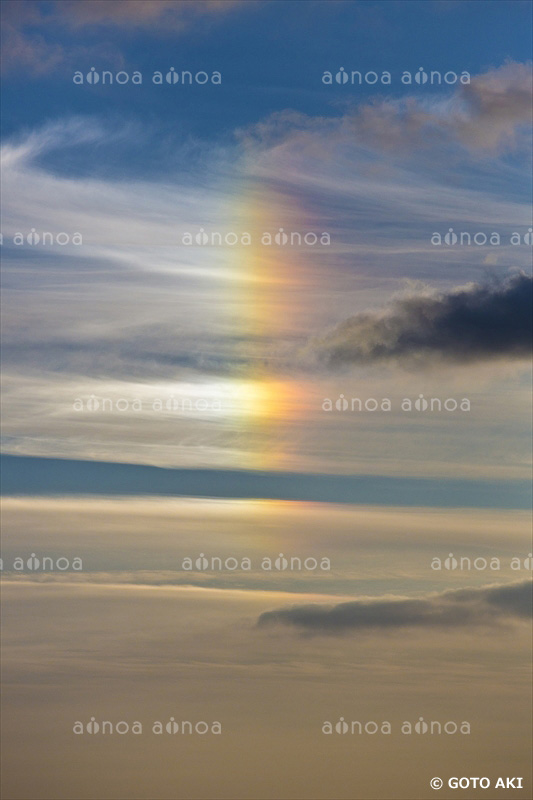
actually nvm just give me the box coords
[257,581,533,635]
[316,274,533,368]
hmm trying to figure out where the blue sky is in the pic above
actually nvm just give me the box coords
[3,453,532,507]
[2,0,532,144]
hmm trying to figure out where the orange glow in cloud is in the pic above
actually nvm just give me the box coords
[228,184,312,468]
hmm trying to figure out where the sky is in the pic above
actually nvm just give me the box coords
[1,2,532,799]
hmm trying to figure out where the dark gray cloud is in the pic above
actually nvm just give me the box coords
[316,274,532,367]
[257,581,533,635]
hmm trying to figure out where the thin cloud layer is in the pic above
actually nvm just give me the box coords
[49,0,241,29]
[350,61,533,155]
[240,62,532,156]
[316,274,533,368]
[257,580,533,635]
[459,61,533,152]
[1,0,244,74]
